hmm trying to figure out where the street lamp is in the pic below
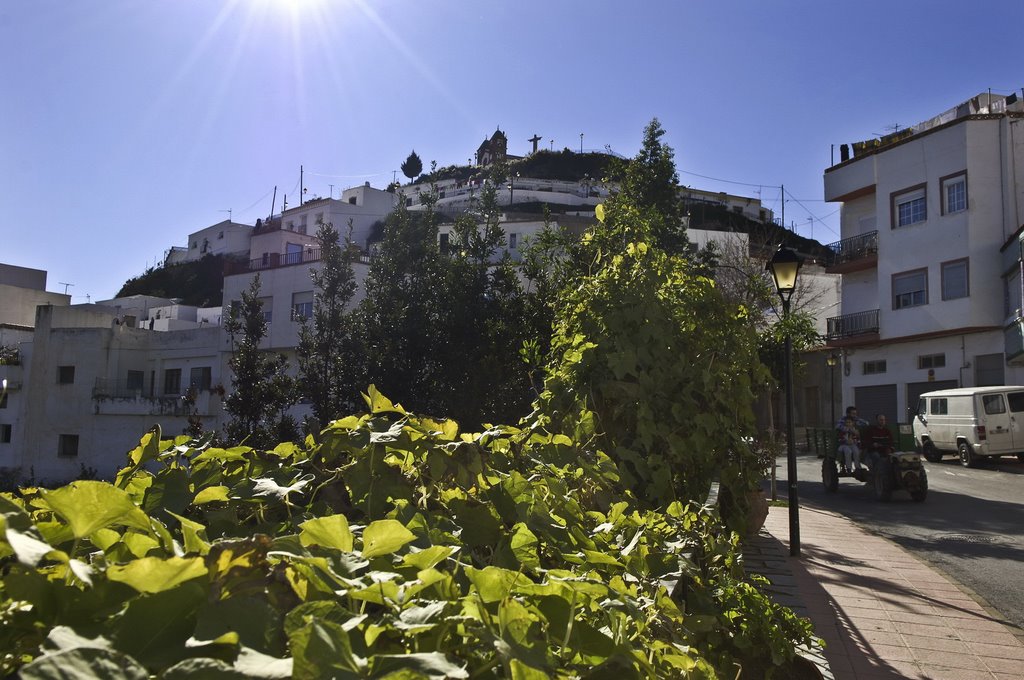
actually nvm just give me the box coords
[766,244,804,557]
[826,353,840,427]
[508,172,520,206]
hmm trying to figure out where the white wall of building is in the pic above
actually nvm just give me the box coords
[824,95,1024,421]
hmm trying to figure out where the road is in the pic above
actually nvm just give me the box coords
[770,450,1024,634]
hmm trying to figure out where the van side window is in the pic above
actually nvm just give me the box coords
[930,398,948,415]
[1008,392,1024,413]
[983,395,1006,415]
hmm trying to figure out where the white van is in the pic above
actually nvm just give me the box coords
[913,386,1024,467]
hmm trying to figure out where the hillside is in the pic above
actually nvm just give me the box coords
[115,253,234,307]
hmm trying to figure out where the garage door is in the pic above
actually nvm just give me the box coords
[906,380,958,420]
[854,384,898,425]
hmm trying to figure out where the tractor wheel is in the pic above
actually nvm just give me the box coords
[822,457,839,493]
[910,468,928,502]
[873,459,893,502]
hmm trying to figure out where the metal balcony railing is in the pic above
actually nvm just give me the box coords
[825,230,878,267]
[827,309,880,340]
[93,378,147,399]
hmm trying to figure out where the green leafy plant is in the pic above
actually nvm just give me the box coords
[1,390,818,678]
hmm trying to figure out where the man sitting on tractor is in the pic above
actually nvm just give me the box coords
[865,414,894,462]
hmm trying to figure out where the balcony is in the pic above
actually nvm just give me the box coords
[825,231,878,274]
[1006,319,1024,366]
[92,379,220,417]
[826,309,880,346]
[225,247,374,275]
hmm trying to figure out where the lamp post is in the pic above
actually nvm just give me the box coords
[766,244,804,557]
[508,172,520,206]
[826,353,840,427]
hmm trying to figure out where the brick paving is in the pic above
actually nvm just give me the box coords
[745,505,1024,679]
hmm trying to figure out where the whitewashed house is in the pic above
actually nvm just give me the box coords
[823,91,1024,422]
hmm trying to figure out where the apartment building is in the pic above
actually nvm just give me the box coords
[823,92,1024,422]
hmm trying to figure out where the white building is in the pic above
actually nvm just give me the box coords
[823,91,1024,422]
[1,263,226,483]
[165,219,253,265]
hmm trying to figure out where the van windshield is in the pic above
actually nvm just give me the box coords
[1007,392,1024,412]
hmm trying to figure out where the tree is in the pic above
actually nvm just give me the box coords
[400,150,423,182]
[297,219,361,425]
[354,187,447,415]
[223,275,297,447]
[614,117,689,254]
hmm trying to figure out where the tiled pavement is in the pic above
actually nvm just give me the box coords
[745,505,1024,679]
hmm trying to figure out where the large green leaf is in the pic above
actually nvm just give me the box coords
[299,514,354,552]
[107,556,207,594]
[4,527,55,566]
[111,582,205,670]
[41,482,152,539]
[465,566,532,603]
[360,519,415,559]
[290,619,365,680]
[18,647,149,680]
[370,652,469,679]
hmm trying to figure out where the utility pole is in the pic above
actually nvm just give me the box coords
[329,184,334,199]
[579,132,584,154]
[270,186,277,219]
[300,165,304,206]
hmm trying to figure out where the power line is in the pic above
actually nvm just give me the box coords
[679,169,779,190]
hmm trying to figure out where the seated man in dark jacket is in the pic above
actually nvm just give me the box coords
[865,414,894,460]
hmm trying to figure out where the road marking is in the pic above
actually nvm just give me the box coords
[943,470,958,476]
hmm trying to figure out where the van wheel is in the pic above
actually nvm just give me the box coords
[958,441,978,468]
[822,458,839,493]
[1017,453,1024,463]
[874,460,893,501]
[922,441,942,463]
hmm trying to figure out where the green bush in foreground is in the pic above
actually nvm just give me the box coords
[0,390,816,678]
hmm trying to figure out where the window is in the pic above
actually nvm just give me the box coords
[58,434,79,457]
[983,395,1006,415]
[0,392,7,408]
[126,370,144,392]
[917,354,945,369]
[258,297,273,323]
[892,269,928,309]
[58,365,75,384]
[286,220,295,231]
[1008,392,1024,413]
[863,360,887,375]
[164,368,182,395]
[891,184,927,228]
[941,259,968,300]
[189,367,212,390]
[1,424,11,443]
[509,233,518,250]
[292,291,314,321]
[218,231,224,239]
[929,398,948,415]
[439,232,450,252]
[941,172,967,215]
[316,212,324,226]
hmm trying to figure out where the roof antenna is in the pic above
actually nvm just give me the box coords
[219,208,232,221]
[58,282,74,295]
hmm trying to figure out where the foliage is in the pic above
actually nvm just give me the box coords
[224,275,298,448]
[353,179,538,430]
[0,344,18,366]
[609,118,689,255]
[354,190,448,419]
[297,219,362,425]
[534,199,769,516]
[0,392,818,678]
[417,151,618,186]
[116,254,236,307]
[401,151,424,182]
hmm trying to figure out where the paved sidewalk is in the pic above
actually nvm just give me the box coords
[745,505,1024,679]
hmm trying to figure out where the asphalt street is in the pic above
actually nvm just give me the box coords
[769,449,1024,635]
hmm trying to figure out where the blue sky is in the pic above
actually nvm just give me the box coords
[2,0,1022,301]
